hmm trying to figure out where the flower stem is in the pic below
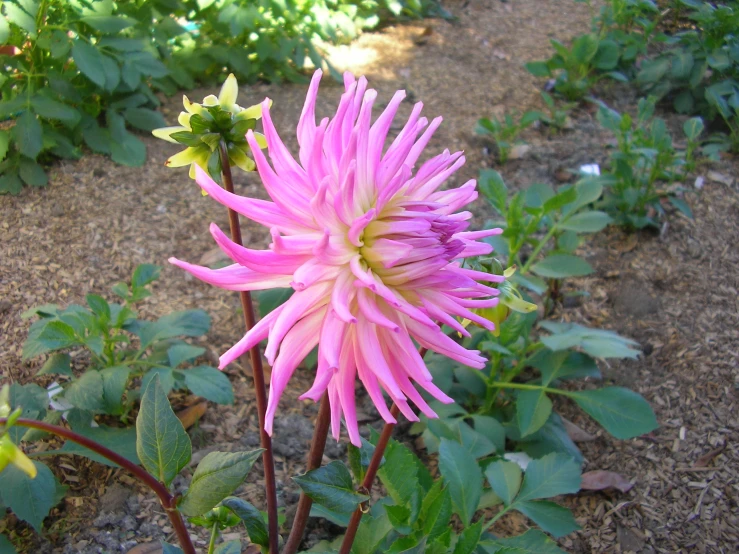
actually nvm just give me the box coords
[338,347,428,554]
[218,141,280,554]
[3,417,194,554]
[207,522,219,554]
[282,391,331,554]
[338,404,400,554]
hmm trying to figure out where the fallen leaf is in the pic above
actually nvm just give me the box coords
[177,401,208,430]
[126,543,163,554]
[707,170,734,186]
[509,144,530,159]
[562,417,596,442]
[580,470,634,493]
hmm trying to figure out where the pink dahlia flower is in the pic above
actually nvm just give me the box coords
[170,70,504,445]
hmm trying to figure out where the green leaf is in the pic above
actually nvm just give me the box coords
[385,504,411,534]
[58,424,139,466]
[82,15,137,33]
[438,438,482,526]
[161,543,185,554]
[542,187,577,214]
[481,529,566,554]
[124,107,167,132]
[419,481,452,539]
[353,511,393,554]
[453,520,483,554]
[377,439,418,508]
[139,310,211,348]
[293,461,369,515]
[141,367,175,398]
[670,50,694,80]
[538,322,640,359]
[18,158,48,187]
[558,211,612,233]
[0,15,10,46]
[593,39,619,70]
[64,371,106,411]
[479,169,508,215]
[669,197,693,219]
[517,389,553,438]
[181,366,234,405]
[485,460,522,506]
[167,343,206,368]
[214,542,241,554]
[470,415,506,453]
[517,500,579,537]
[132,264,161,289]
[72,41,107,88]
[31,96,81,127]
[14,111,43,160]
[347,437,379,483]
[37,353,72,376]
[136,377,191,486]
[179,450,262,517]
[525,61,550,77]
[221,497,269,548]
[86,294,110,321]
[568,387,657,439]
[516,453,581,502]
[4,2,37,36]
[0,461,59,532]
[7,383,48,442]
[683,117,704,141]
[255,288,294,317]
[100,366,131,413]
[565,178,603,214]
[530,254,593,279]
[110,130,146,167]
[0,130,9,162]
[572,34,598,64]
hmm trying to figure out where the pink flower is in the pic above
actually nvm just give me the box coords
[170,70,504,445]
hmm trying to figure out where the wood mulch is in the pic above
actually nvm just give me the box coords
[1,0,737,552]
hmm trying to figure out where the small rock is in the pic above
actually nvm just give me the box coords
[611,282,660,318]
[93,511,125,528]
[508,144,530,160]
[99,484,130,513]
[0,300,12,314]
[51,205,65,217]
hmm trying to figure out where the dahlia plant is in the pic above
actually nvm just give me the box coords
[171,69,504,446]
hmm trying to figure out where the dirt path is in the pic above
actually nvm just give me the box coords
[1,0,737,552]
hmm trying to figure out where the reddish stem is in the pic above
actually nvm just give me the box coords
[338,347,428,554]
[218,142,280,554]
[3,417,194,554]
[282,391,331,554]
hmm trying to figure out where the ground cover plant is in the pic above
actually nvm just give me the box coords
[0,0,446,194]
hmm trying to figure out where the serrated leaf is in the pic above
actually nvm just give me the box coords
[14,111,43,159]
[485,460,522,506]
[438,438,482,526]
[517,389,553,438]
[453,520,483,554]
[479,169,508,215]
[100,366,131,413]
[179,450,262,517]
[516,453,581,502]
[530,254,593,279]
[36,353,72,376]
[31,96,81,127]
[517,500,579,537]
[4,2,37,36]
[136,377,191,485]
[293,461,369,515]
[138,310,211,349]
[419,480,452,539]
[221,497,268,548]
[64,371,106,411]
[347,437,379,483]
[124,107,167,132]
[0,461,59,532]
[377,439,418,508]
[181,366,234,405]
[542,187,577,213]
[568,387,657,439]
